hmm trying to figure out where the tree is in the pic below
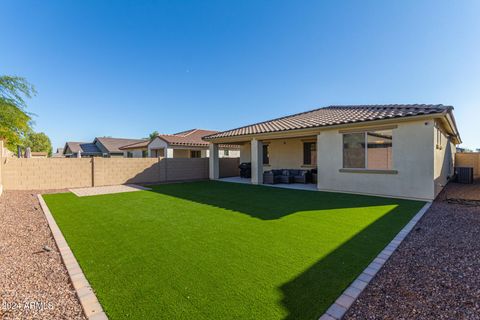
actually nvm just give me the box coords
[0,76,36,150]
[23,132,52,156]
[148,131,159,140]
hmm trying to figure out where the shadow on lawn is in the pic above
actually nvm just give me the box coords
[150,181,423,319]
[279,203,420,320]
[149,180,416,220]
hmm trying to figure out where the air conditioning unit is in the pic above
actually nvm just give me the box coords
[455,167,474,184]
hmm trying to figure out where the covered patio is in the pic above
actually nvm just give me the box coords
[209,132,320,188]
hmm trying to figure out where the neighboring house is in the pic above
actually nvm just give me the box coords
[93,137,146,158]
[52,148,64,158]
[120,129,240,158]
[118,140,150,158]
[204,104,461,201]
[63,142,103,158]
[64,138,146,158]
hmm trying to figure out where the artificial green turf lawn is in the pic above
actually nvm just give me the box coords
[43,181,425,320]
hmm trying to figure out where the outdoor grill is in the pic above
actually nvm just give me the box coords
[239,162,251,178]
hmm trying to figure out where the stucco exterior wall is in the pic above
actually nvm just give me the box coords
[173,149,190,158]
[148,138,168,157]
[123,150,145,158]
[317,120,436,201]
[262,138,315,171]
[219,149,240,158]
[109,153,124,158]
[433,120,456,197]
[237,138,314,169]
[240,143,251,163]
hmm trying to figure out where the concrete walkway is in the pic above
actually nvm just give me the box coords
[69,184,151,197]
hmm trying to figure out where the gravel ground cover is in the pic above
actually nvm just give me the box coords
[441,179,480,202]
[345,182,480,320]
[0,190,85,320]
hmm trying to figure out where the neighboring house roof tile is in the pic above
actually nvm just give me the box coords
[203,104,453,140]
[119,140,150,150]
[119,129,240,150]
[95,137,146,153]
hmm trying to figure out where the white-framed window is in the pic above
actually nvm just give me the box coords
[224,149,229,156]
[343,129,393,170]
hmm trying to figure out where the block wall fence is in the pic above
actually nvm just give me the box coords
[455,152,480,178]
[0,157,240,191]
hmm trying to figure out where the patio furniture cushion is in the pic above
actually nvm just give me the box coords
[292,170,308,183]
[272,169,284,176]
[263,171,274,184]
[288,169,302,176]
[277,174,292,184]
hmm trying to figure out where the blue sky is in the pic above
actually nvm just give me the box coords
[1,0,479,149]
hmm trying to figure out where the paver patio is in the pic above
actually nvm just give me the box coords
[69,184,151,197]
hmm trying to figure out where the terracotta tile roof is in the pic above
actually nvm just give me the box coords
[119,140,150,150]
[64,142,102,155]
[95,137,146,153]
[156,129,219,147]
[119,129,240,149]
[204,104,452,140]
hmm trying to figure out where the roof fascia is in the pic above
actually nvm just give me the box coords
[204,113,445,144]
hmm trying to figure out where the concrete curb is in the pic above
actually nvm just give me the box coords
[319,202,432,320]
[37,194,108,320]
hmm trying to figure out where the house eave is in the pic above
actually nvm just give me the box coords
[204,113,455,144]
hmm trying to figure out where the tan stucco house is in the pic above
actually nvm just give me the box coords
[204,104,461,201]
[120,129,240,159]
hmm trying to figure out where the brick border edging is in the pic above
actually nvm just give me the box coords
[319,202,433,320]
[37,194,108,320]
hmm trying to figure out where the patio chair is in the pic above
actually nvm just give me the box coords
[277,170,293,184]
[291,170,308,184]
[263,171,274,184]
[264,170,285,184]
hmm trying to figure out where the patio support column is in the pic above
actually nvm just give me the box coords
[316,134,321,190]
[251,138,263,184]
[209,143,219,180]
